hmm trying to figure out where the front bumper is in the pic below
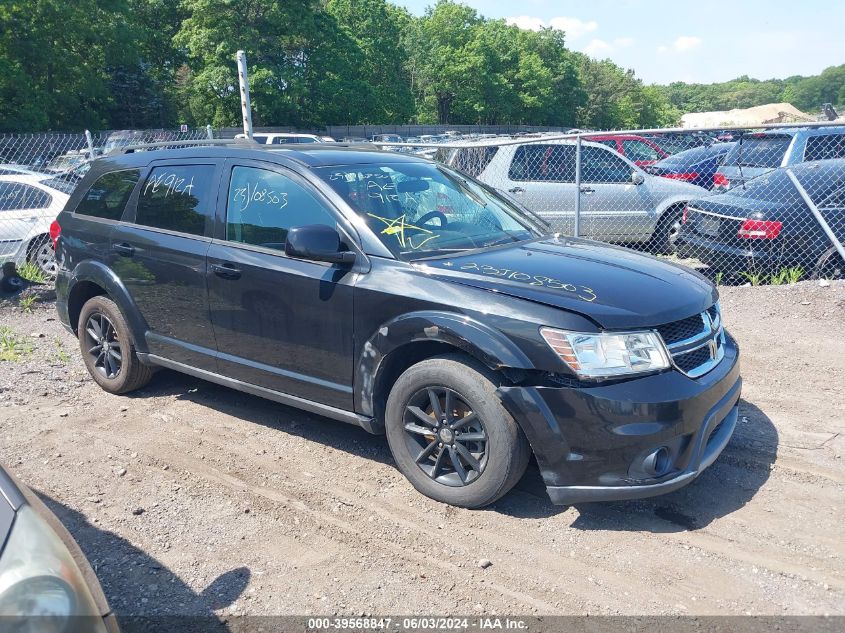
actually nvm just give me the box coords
[497,334,741,504]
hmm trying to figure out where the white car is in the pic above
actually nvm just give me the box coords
[0,175,69,276]
[234,133,329,145]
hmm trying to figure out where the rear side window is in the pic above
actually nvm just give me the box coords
[451,147,499,177]
[135,165,217,236]
[509,145,576,182]
[0,183,51,211]
[226,166,337,251]
[804,134,845,161]
[75,169,140,220]
[723,135,790,168]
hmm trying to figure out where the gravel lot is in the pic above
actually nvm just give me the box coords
[0,281,843,619]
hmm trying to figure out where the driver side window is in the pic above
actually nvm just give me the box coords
[581,146,635,183]
[226,166,336,252]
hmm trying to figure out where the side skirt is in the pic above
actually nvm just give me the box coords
[140,353,383,434]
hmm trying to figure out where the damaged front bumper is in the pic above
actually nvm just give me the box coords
[497,335,741,505]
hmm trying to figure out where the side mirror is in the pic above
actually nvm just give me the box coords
[632,171,645,185]
[285,224,356,265]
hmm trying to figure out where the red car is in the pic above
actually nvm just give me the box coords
[585,134,669,167]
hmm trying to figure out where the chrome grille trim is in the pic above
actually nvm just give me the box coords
[656,303,725,378]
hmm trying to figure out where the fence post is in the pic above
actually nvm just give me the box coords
[206,124,213,140]
[574,135,582,238]
[786,169,845,265]
[236,50,254,140]
[84,129,95,158]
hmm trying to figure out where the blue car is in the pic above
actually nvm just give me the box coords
[646,142,735,190]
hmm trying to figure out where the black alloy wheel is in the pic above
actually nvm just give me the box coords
[83,312,122,379]
[402,386,488,486]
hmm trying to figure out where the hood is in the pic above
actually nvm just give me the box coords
[647,173,707,197]
[417,237,717,329]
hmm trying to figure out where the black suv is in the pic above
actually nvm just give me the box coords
[53,143,741,508]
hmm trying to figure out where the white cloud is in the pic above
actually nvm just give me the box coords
[505,15,546,31]
[505,15,598,39]
[583,39,612,56]
[673,36,702,51]
[548,17,598,39]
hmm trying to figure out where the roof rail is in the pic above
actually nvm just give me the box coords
[108,138,258,156]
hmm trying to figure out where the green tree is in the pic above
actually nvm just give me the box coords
[326,0,414,124]
[175,0,368,128]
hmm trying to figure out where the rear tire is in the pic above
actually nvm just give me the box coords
[78,296,153,394]
[811,246,844,280]
[27,234,57,277]
[384,354,530,508]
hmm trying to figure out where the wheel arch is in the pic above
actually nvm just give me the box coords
[355,310,535,425]
[66,261,148,352]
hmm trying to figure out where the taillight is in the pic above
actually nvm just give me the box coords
[682,206,689,224]
[738,219,782,240]
[713,173,730,188]
[49,220,61,248]
[664,172,699,182]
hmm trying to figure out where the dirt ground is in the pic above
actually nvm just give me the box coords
[0,281,843,619]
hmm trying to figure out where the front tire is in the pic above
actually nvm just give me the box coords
[384,355,530,508]
[78,296,153,394]
[652,206,684,254]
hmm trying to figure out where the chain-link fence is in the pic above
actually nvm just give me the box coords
[0,127,214,284]
[418,123,845,284]
[2,123,844,287]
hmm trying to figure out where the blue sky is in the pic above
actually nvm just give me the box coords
[391,0,845,85]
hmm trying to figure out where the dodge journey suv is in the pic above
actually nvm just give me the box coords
[53,142,741,508]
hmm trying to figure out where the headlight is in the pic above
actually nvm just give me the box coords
[0,505,106,633]
[540,327,670,379]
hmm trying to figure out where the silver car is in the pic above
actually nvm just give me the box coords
[445,139,706,250]
[715,126,845,191]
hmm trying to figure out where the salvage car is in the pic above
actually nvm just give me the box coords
[53,143,740,508]
[446,138,705,251]
[0,463,117,631]
[0,174,69,275]
[678,159,845,279]
[645,142,735,190]
[714,126,845,191]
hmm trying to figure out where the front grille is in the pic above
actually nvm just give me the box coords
[674,346,712,373]
[656,314,706,345]
[656,304,725,378]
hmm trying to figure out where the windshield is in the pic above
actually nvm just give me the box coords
[724,135,791,169]
[315,162,538,261]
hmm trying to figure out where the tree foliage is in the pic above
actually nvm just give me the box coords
[1,0,843,132]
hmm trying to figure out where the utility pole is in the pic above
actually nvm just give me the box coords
[236,50,254,140]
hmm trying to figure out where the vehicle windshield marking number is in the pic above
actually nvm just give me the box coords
[232,181,289,212]
[143,172,194,198]
[367,212,439,250]
[444,261,597,302]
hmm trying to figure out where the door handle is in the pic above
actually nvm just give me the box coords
[211,263,242,280]
[112,242,135,256]
[580,186,595,194]
[507,186,525,194]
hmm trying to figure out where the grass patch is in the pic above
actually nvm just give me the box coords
[0,327,33,362]
[19,295,37,313]
[769,267,804,285]
[17,262,48,284]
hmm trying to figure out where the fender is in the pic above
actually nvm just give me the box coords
[355,310,535,418]
[654,194,693,222]
[66,260,150,353]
